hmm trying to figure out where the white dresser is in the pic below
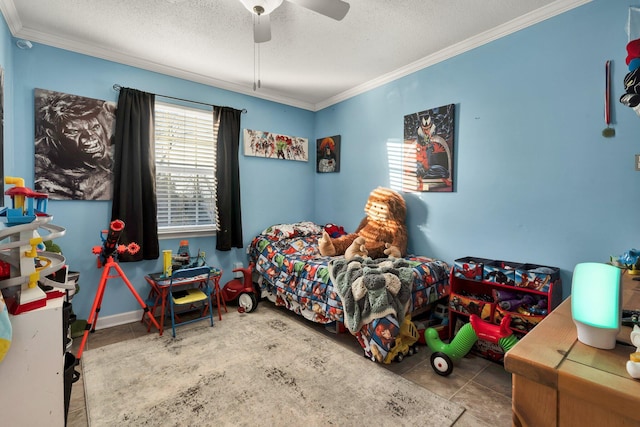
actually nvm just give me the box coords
[0,297,64,426]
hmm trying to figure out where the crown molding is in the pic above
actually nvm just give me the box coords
[16,26,315,110]
[1,0,591,112]
[313,0,592,111]
[0,0,22,34]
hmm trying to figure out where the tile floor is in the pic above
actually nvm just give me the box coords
[67,304,513,426]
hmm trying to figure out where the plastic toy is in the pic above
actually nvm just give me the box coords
[175,240,191,264]
[0,177,70,314]
[2,177,48,225]
[384,314,419,363]
[425,314,519,376]
[627,324,640,379]
[162,240,207,279]
[220,263,260,313]
[324,223,346,238]
[171,240,205,269]
[162,249,173,277]
[494,289,547,315]
[76,220,159,360]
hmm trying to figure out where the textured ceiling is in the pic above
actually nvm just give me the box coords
[0,0,589,110]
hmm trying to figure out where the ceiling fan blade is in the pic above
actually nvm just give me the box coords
[287,0,350,21]
[253,13,271,43]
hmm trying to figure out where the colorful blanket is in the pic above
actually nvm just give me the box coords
[248,222,451,362]
[329,256,415,334]
[248,222,450,325]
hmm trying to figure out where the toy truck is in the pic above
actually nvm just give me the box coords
[384,315,419,364]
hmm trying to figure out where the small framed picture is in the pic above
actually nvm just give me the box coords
[316,135,340,173]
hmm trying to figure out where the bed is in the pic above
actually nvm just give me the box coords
[247,221,450,362]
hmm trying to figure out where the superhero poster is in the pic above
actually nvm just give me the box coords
[34,89,116,200]
[403,104,455,192]
[243,129,308,162]
[316,135,340,173]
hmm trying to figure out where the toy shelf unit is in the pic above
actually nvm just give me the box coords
[448,257,562,362]
[0,215,68,314]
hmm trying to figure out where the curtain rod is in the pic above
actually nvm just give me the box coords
[112,84,247,114]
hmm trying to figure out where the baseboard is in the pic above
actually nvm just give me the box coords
[93,309,144,330]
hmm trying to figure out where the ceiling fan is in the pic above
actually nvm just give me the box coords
[238,0,350,43]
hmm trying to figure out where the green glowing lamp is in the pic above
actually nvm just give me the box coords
[571,262,622,349]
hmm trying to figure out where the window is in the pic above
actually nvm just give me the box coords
[154,101,218,236]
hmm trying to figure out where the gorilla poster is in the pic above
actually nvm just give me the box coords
[34,89,116,200]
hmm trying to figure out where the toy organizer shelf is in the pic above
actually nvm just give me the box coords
[448,257,562,362]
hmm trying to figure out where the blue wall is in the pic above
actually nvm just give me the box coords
[0,0,636,321]
[3,27,315,320]
[0,12,12,187]
[315,0,640,300]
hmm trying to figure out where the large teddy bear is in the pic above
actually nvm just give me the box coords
[319,187,408,259]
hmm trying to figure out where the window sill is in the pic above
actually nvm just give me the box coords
[158,230,217,240]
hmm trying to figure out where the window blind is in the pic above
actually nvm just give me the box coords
[155,101,218,234]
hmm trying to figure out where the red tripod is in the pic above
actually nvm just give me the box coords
[76,221,160,360]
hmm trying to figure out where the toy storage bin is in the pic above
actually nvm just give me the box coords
[483,260,521,286]
[493,305,545,333]
[451,316,506,362]
[449,292,494,321]
[472,337,506,362]
[453,257,493,281]
[514,264,560,292]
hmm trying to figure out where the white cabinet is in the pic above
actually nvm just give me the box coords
[0,297,64,426]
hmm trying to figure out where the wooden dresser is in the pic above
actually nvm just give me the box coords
[504,272,640,427]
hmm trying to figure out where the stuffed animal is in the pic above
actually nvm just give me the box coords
[324,223,347,238]
[344,236,368,259]
[319,187,408,259]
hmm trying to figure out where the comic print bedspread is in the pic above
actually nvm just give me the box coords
[247,222,451,362]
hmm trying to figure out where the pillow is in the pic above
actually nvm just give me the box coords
[260,221,323,240]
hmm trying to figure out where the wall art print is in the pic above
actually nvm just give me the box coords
[34,89,116,200]
[316,135,340,173]
[403,104,455,192]
[243,129,308,162]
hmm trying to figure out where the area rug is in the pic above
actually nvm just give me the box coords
[82,306,465,426]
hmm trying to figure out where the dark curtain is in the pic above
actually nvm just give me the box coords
[214,106,243,251]
[111,88,159,261]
